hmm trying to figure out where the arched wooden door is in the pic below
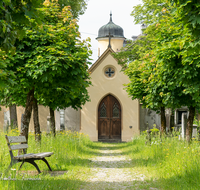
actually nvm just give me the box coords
[98,94,121,140]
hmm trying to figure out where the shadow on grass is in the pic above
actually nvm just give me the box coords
[89,160,132,168]
[79,180,160,190]
[0,178,83,190]
[156,167,200,190]
[130,157,160,167]
[121,147,142,156]
[2,169,200,190]
[93,152,123,156]
[56,157,92,168]
[78,166,200,190]
[79,146,134,157]
[86,142,132,150]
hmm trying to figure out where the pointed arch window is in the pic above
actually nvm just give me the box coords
[100,103,106,118]
[113,103,119,118]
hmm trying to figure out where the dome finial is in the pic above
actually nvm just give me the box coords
[110,11,112,22]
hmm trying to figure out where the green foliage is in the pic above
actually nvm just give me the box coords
[170,0,200,37]
[150,126,160,133]
[2,1,92,110]
[0,50,15,90]
[0,0,43,91]
[131,0,170,25]
[57,0,88,19]
[0,0,43,52]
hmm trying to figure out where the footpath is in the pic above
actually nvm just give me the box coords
[81,143,158,190]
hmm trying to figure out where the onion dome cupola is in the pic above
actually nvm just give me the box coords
[97,13,125,39]
[96,13,125,57]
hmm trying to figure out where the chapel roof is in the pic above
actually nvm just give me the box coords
[89,47,117,73]
[96,13,125,39]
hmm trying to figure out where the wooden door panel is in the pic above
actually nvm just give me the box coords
[98,118,109,139]
[111,120,121,136]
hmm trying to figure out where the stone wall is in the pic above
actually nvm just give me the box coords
[0,105,52,132]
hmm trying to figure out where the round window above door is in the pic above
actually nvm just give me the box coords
[104,67,115,78]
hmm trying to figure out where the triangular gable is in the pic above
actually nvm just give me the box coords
[89,47,119,74]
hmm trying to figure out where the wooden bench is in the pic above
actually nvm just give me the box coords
[5,135,53,174]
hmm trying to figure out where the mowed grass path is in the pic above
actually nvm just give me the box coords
[1,131,200,190]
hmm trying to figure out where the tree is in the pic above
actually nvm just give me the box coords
[115,0,200,141]
[1,0,89,128]
[160,0,200,142]
[4,1,91,141]
[0,0,44,127]
[114,1,171,134]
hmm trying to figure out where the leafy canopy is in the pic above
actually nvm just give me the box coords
[2,1,92,111]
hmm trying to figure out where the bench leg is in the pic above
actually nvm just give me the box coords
[26,160,41,174]
[41,158,52,171]
[19,161,25,171]
[4,160,18,175]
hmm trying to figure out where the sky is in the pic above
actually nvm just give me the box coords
[78,0,142,63]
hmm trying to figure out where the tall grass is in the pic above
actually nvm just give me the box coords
[0,129,94,190]
[2,129,200,190]
[126,135,200,190]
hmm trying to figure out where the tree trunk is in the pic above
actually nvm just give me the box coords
[186,106,195,143]
[33,98,41,142]
[9,104,18,129]
[161,106,166,135]
[20,89,34,143]
[170,114,174,134]
[50,107,56,137]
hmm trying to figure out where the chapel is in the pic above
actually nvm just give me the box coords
[79,13,140,142]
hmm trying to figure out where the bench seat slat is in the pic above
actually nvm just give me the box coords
[10,144,28,150]
[14,152,54,160]
[7,136,26,143]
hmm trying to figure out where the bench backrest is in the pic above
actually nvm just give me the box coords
[5,135,28,159]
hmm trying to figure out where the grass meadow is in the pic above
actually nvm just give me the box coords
[124,135,200,190]
[0,129,200,189]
